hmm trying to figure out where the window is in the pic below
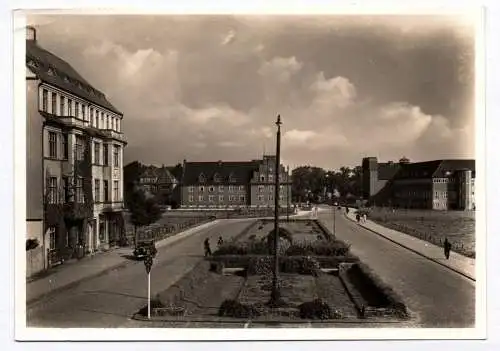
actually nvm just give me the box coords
[269,175,273,182]
[101,112,104,128]
[60,96,65,115]
[61,134,68,159]
[48,227,56,250]
[93,109,97,127]
[228,185,234,193]
[51,92,57,115]
[239,185,244,191]
[76,177,84,203]
[229,195,236,201]
[198,195,204,201]
[94,179,100,202]
[42,89,48,112]
[94,142,100,164]
[268,195,273,201]
[218,185,224,192]
[62,177,70,202]
[209,186,214,192]
[199,186,205,192]
[240,195,245,202]
[219,195,224,202]
[107,115,110,129]
[113,180,119,201]
[48,177,58,204]
[259,185,264,193]
[258,195,264,201]
[117,119,120,132]
[48,132,57,158]
[113,145,120,167]
[75,102,80,118]
[68,99,73,116]
[103,144,109,165]
[209,195,215,202]
[260,175,265,182]
[189,195,194,202]
[82,104,86,121]
[188,186,194,193]
[75,135,85,161]
[279,196,284,201]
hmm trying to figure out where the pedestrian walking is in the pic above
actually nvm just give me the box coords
[362,213,367,223]
[444,237,451,260]
[356,213,361,223]
[204,238,212,257]
[217,236,224,247]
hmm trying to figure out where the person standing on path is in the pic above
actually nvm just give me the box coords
[204,238,212,257]
[444,238,451,260]
[356,213,361,223]
[362,213,367,223]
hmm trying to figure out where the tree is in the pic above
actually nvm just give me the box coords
[128,187,162,244]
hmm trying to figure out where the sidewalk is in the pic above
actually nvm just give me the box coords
[345,209,475,281]
[26,220,221,305]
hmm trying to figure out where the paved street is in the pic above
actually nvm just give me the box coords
[27,219,256,328]
[319,208,475,327]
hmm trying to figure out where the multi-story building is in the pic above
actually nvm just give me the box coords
[137,165,178,198]
[179,155,292,208]
[26,26,126,273]
[362,156,475,210]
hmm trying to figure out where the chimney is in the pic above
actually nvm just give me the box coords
[26,26,37,42]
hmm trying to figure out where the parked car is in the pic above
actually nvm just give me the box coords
[133,240,157,259]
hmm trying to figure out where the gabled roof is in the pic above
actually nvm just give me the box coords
[393,159,475,179]
[26,39,122,115]
[182,161,260,185]
[432,159,475,178]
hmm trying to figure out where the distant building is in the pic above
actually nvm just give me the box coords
[179,155,292,208]
[137,165,178,198]
[362,157,475,210]
[26,26,126,274]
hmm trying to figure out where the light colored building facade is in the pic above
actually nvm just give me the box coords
[179,156,292,208]
[26,26,126,273]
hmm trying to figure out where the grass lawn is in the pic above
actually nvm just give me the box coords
[367,208,475,258]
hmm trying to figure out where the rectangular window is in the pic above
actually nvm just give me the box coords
[48,227,56,250]
[48,177,58,204]
[75,135,85,161]
[209,186,214,192]
[94,142,100,164]
[82,104,86,121]
[61,134,68,159]
[68,99,73,116]
[62,177,69,203]
[75,102,80,118]
[219,185,224,192]
[76,177,84,203]
[93,109,97,127]
[269,175,273,182]
[240,195,245,202]
[189,195,194,202]
[259,185,264,193]
[94,179,100,202]
[51,92,57,115]
[198,195,204,201]
[101,112,104,128]
[103,144,109,165]
[228,185,233,193]
[188,186,194,193]
[258,195,264,201]
[103,180,109,202]
[48,131,57,158]
[113,145,120,167]
[219,195,224,202]
[107,115,110,129]
[239,185,244,191]
[60,96,65,115]
[199,186,205,192]
[268,195,273,201]
[113,180,119,201]
[209,195,215,202]
[42,89,48,112]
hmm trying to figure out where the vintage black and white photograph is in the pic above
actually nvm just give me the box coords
[16,8,484,339]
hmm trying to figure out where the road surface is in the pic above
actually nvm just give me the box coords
[319,208,475,327]
[27,219,256,327]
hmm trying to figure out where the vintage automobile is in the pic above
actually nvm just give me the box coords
[133,240,158,259]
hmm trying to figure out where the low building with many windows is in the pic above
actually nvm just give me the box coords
[362,156,475,210]
[26,26,126,274]
[179,155,292,208]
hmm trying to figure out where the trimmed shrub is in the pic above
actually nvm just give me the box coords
[137,298,165,317]
[285,241,351,257]
[218,299,261,318]
[281,256,320,276]
[247,256,273,275]
[298,299,332,320]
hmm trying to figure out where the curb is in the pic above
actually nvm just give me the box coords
[343,213,475,282]
[27,220,221,307]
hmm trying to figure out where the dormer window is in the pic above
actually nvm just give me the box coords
[213,173,221,183]
[198,173,206,183]
[228,173,236,183]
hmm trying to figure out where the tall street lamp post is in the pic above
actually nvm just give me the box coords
[286,165,290,222]
[269,114,282,306]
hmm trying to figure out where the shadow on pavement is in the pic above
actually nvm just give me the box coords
[83,290,147,300]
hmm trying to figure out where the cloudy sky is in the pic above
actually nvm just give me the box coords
[28,14,475,170]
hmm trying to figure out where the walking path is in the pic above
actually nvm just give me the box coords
[345,208,475,281]
[26,210,312,305]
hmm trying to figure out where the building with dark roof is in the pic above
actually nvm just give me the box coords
[137,165,179,200]
[179,155,292,208]
[26,26,127,276]
[362,157,475,210]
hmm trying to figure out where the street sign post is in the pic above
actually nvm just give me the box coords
[144,253,153,319]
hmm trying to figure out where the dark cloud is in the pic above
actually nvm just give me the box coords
[28,14,475,170]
